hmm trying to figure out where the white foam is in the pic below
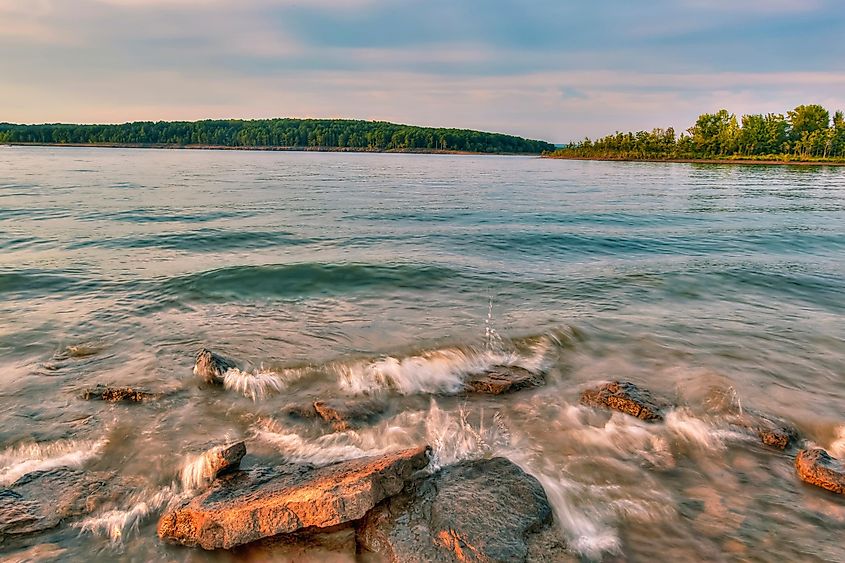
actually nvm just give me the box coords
[223,368,288,401]
[0,438,108,486]
[76,486,179,544]
[830,425,845,458]
[334,340,549,396]
[665,408,747,451]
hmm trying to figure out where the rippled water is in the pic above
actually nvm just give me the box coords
[1,146,845,561]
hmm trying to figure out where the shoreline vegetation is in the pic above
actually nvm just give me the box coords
[0,118,553,155]
[545,104,845,166]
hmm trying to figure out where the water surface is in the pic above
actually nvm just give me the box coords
[1,147,844,561]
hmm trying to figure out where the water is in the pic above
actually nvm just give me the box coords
[1,146,844,561]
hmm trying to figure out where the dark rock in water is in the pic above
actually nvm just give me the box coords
[312,399,388,431]
[193,348,236,384]
[358,457,554,562]
[81,384,157,402]
[158,446,431,550]
[0,468,117,540]
[204,442,247,478]
[580,381,667,422]
[465,365,545,395]
[795,448,845,494]
[726,411,800,450]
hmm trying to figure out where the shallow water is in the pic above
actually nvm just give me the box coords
[1,146,844,561]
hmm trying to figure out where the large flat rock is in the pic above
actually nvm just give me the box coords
[580,381,667,422]
[358,457,555,562]
[158,446,430,550]
[0,468,117,540]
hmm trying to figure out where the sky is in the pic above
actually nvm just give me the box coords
[1,0,844,142]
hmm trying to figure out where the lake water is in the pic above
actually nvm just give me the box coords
[1,146,845,561]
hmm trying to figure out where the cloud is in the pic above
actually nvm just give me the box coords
[0,0,843,138]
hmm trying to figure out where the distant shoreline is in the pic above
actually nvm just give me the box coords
[543,155,845,167]
[0,142,539,156]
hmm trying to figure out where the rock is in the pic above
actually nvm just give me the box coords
[312,399,388,431]
[181,442,247,490]
[728,412,800,450]
[158,446,431,549]
[795,448,845,494]
[465,365,545,395]
[81,384,157,402]
[580,381,667,422]
[358,457,554,562]
[0,468,117,540]
[193,348,236,384]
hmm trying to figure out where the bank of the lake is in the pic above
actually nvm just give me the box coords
[544,154,845,166]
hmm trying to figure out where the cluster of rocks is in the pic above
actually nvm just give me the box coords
[579,380,845,497]
[156,443,569,561]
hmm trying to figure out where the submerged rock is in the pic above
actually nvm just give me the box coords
[795,448,845,494]
[193,348,236,384]
[0,468,117,540]
[312,399,388,431]
[465,365,545,395]
[580,381,667,422]
[358,457,554,562]
[81,384,157,403]
[743,413,800,450]
[158,446,431,549]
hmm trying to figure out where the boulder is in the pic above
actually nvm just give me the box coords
[193,349,236,384]
[81,384,157,402]
[358,457,554,562]
[795,448,845,494]
[580,381,667,422]
[158,446,431,549]
[465,366,545,395]
[0,468,117,540]
[749,414,800,450]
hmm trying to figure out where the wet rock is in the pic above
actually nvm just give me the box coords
[358,457,554,562]
[182,442,246,489]
[158,446,431,549]
[580,381,667,422]
[81,384,157,403]
[312,399,388,431]
[795,448,845,494]
[729,412,800,450]
[0,468,117,540]
[465,365,545,395]
[193,348,236,384]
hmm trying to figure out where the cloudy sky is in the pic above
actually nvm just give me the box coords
[2,0,844,141]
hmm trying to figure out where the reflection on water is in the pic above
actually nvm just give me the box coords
[1,147,844,561]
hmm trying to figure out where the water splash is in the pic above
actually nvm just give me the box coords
[334,340,549,396]
[223,367,288,401]
[76,486,179,545]
[0,438,108,486]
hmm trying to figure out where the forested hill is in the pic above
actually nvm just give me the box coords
[0,119,554,154]
[548,104,845,162]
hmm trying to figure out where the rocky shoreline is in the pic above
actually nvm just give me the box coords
[2,346,844,561]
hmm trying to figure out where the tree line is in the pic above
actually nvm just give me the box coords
[0,118,554,154]
[549,105,845,161]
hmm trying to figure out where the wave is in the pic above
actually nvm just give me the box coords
[0,270,80,297]
[223,368,294,401]
[68,228,315,252]
[76,486,178,544]
[0,438,108,486]
[333,338,550,395]
[154,262,462,302]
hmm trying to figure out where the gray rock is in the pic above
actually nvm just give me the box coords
[193,348,236,384]
[358,457,555,562]
[158,446,431,550]
[580,381,668,422]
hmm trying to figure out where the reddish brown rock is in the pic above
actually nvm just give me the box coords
[158,446,431,550]
[580,381,667,422]
[358,457,555,562]
[193,348,236,384]
[82,384,157,402]
[795,448,845,494]
[465,366,545,395]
